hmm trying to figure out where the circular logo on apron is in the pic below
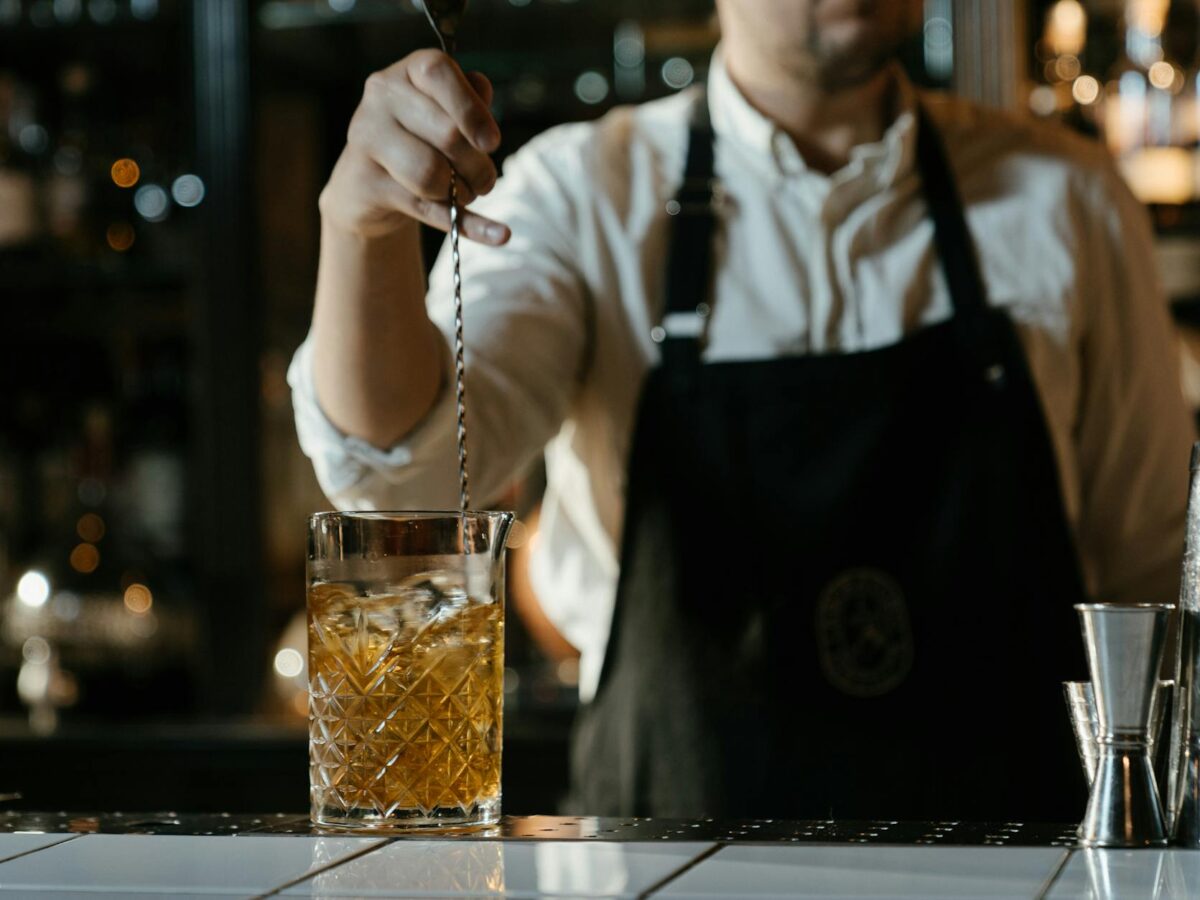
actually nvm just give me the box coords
[815,568,914,698]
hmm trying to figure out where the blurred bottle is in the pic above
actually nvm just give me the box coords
[17,636,78,735]
[1105,0,1171,154]
[45,62,94,258]
[1032,0,1110,140]
[129,0,158,22]
[1103,0,1196,204]
[0,71,42,248]
[0,0,163,25]
[115,343,187,562]
[0,439,15,591]
[1034,0,1090,116]
[0,0,20,27]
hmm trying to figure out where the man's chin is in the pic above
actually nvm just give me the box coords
[808,2,906,87]
[814,50,894,90]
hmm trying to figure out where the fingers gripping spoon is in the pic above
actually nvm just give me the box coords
[421,0,473,530]
[421,0,467,49]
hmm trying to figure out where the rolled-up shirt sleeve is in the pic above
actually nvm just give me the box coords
[288,329,460,508]
[1074,164,1196,605]
[289,127,592,510]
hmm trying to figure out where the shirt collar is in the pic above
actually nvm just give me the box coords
[707,48,919,191]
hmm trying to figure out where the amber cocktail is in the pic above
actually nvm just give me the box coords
[307,511,512,831]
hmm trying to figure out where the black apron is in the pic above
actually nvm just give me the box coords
[568,100,1090,823]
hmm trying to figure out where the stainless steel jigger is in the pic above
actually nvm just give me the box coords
[1173,625,1200,845]
[1077,603,1174,848]
[1168,441,1200,844]
[1065,679,1173,789]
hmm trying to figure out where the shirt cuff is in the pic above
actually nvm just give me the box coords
[287,333,458,505]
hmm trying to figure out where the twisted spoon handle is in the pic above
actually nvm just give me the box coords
[449,175,471,515]
[421,3,472,523]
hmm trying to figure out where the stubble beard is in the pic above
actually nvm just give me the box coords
[797,6,898,90]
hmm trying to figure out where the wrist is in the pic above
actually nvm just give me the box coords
[318,201,420,242]
[318,209,422,261]
[320,211,419,241]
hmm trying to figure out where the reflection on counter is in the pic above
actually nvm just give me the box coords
[300,838,709,898]
[0,828,1198,898]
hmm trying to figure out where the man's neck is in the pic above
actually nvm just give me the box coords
[724,54,898,175]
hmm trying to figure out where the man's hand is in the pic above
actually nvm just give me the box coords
[318,50,511,246]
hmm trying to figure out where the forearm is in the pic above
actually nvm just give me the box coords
[311,217,444,449]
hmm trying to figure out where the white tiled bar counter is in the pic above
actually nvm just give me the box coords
[0,813,1193,898]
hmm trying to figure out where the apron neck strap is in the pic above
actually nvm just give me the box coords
[655,93,718,371]
[914,105,989,318]
[655,93,990,366]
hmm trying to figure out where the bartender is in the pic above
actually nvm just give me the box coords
[291,0,1194,821]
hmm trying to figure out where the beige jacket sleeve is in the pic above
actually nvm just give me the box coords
[1073,164,1195,605]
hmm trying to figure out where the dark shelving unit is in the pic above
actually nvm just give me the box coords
[1,0,265,726]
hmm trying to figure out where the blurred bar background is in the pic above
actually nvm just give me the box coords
[2,0,1200,814]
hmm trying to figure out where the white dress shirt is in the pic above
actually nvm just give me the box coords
[290,54,1195,701]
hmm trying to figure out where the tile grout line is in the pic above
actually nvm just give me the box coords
[252,837,395,899]
[1034,846,1074,899]
[0,834,79,866]
[638,843,724,899]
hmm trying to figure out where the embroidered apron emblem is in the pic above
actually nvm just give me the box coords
[816,568,914,698]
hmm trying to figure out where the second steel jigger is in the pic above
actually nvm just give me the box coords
[1168,441,1200,843]
[1077,603,1174,848]
[1065,679,1174,789]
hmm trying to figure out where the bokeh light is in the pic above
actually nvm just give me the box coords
[1072,75,1100,106]
[274,647,304,678]
[69,542,100,574]
[171,174,206,207]
[76,513,105,543]
[573,71,609,105]
[661,57,695,90]
[134,184,170,222]
[19,124,49,155]
[106,222,135,252]
[16,571,50,608]
[54,0,82,24]
[1028,84,1058,117]
[130,0,157,20]
[1053,55,1081,82]
[123,583,153,614]
[1045,0,1087,57]
[1149,61,1177,91]
[22,636,51,666]
[506,519,529,549]
[614,34,644,68]
[111,158,140,188]
[88,0,116,23]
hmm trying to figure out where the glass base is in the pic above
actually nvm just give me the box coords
[312,795,501,833]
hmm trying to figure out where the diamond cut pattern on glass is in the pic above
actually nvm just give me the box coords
[308,584,503,822]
